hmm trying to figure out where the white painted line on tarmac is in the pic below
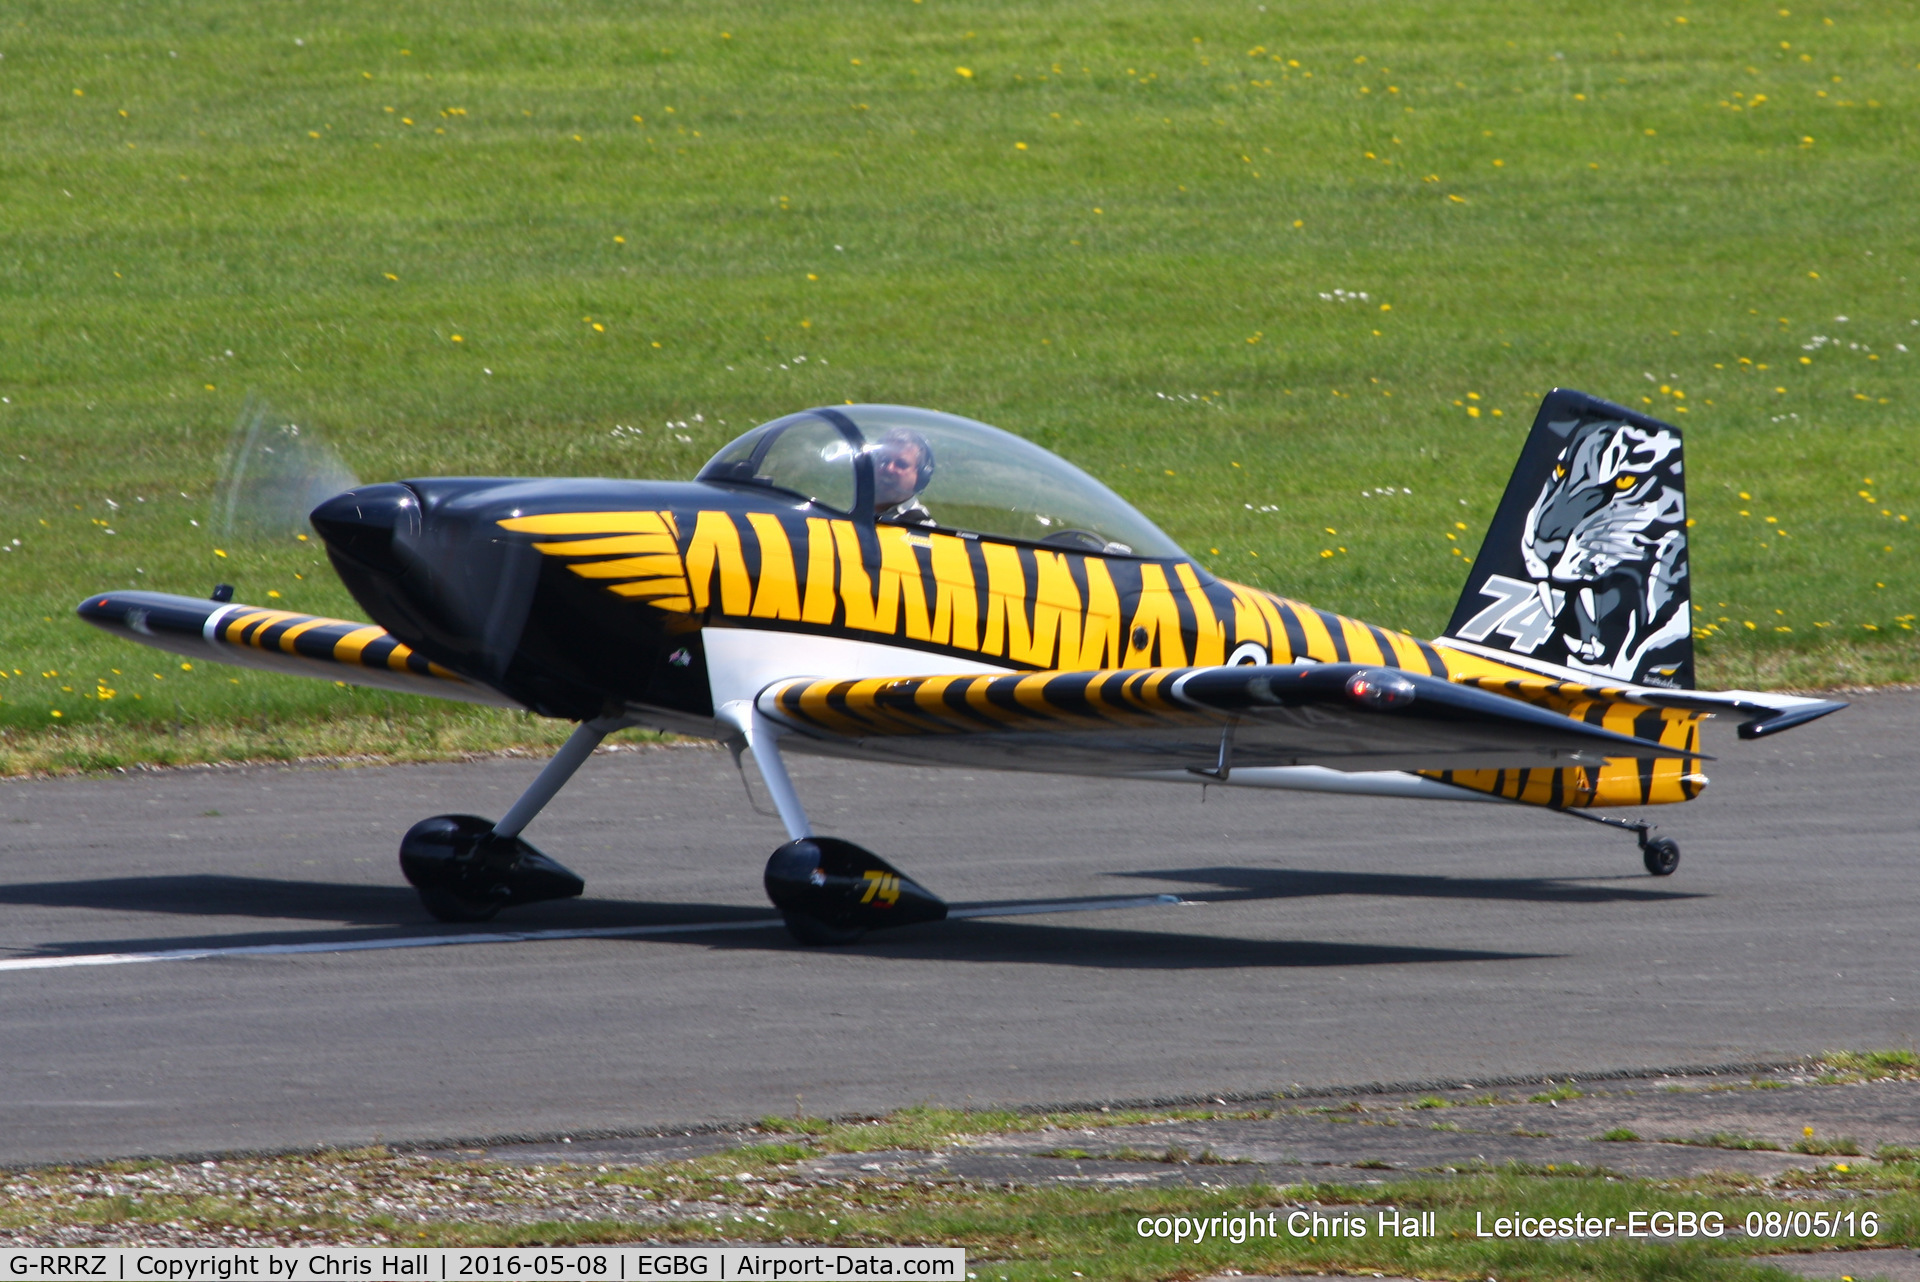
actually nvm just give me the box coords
[0,918,779,972]
[0,894,1188,973]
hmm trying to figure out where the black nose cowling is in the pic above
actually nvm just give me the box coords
[309,483,423,576]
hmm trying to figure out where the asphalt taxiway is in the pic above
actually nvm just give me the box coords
[0,690,1914,1165]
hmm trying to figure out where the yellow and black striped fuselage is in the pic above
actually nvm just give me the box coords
[427,479,1705,811]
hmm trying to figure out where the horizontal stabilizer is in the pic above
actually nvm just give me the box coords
[757,662,1707,777]
[76,590,517,708]
[1446,670,1846,741]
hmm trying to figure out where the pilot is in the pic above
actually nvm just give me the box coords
[870,427,936,525]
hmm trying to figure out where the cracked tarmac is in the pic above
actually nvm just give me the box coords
[483,1069,1920,1188]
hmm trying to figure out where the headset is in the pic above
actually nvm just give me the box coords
[873,427,936,493]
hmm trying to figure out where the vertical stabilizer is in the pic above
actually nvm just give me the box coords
[1444,388,1692,689]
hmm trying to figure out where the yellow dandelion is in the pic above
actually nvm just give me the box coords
[1015,141,1028,150]
[451,334,463,342]
[592,323,604,332]
[955,67,973,78]
[614,235,626,244]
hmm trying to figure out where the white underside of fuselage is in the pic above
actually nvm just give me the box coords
[684,626,1502,805]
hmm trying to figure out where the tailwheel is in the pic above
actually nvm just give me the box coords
[1558,807,1682,878]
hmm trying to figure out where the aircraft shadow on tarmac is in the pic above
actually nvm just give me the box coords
[1,873,1550,969]
[727,918,1548,970]
[1114,865,1702,905]
[0,874,773,955]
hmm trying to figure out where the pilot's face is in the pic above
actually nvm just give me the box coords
[873,443,925,508]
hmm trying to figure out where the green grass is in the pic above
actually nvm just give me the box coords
[752,1103,1269,1153]
[3,0,1917,770]
[1819,1049,1920,1082]
[1795,1133,1864,1157]
[1666,1133,1787,1152]
[5,1129,1918,1282]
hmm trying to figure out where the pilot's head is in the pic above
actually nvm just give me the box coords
[871,427,934,511]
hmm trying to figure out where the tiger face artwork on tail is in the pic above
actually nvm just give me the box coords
[1519,420,1690,684]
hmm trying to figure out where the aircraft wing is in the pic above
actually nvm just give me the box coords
[756,662,1709,776]
[77,590,519,708]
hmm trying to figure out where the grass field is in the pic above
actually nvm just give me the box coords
[7,1092,1920,1281]
[2,0,1916,772]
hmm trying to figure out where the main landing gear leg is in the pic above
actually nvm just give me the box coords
[399,717,625,922]
[1559,807,1681,877]
[719,701,947,946]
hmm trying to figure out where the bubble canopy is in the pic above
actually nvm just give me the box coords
[697,405,1186,559]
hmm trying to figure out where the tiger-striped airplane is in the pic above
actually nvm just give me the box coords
[79,390,1843,943]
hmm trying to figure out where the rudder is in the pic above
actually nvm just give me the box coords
[1443,388,1692,689]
